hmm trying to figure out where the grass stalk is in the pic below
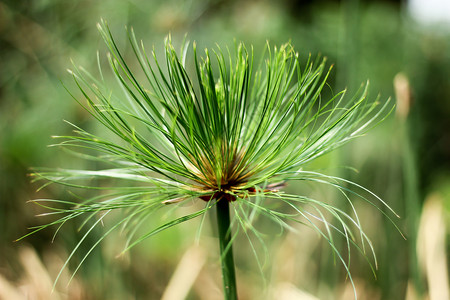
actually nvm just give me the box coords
[216,198,238,300]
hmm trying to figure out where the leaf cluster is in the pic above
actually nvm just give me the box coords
[22,20,398,296]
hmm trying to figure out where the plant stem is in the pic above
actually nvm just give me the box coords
[216,197,238,300]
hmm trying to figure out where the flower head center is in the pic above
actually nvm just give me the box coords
[192,145,252,201]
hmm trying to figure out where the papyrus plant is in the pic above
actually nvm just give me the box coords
[22,20,398,299]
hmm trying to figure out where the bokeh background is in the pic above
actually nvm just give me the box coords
[1,0,449,299]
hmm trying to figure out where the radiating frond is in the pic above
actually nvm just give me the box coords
[23,19,397,299]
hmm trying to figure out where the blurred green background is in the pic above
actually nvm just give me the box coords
[1,0,449,299]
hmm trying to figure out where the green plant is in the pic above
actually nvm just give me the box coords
[21,20,398,299]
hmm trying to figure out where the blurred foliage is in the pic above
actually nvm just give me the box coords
[1,0,449,299]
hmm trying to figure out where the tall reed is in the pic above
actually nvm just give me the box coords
[21,20,398,299]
